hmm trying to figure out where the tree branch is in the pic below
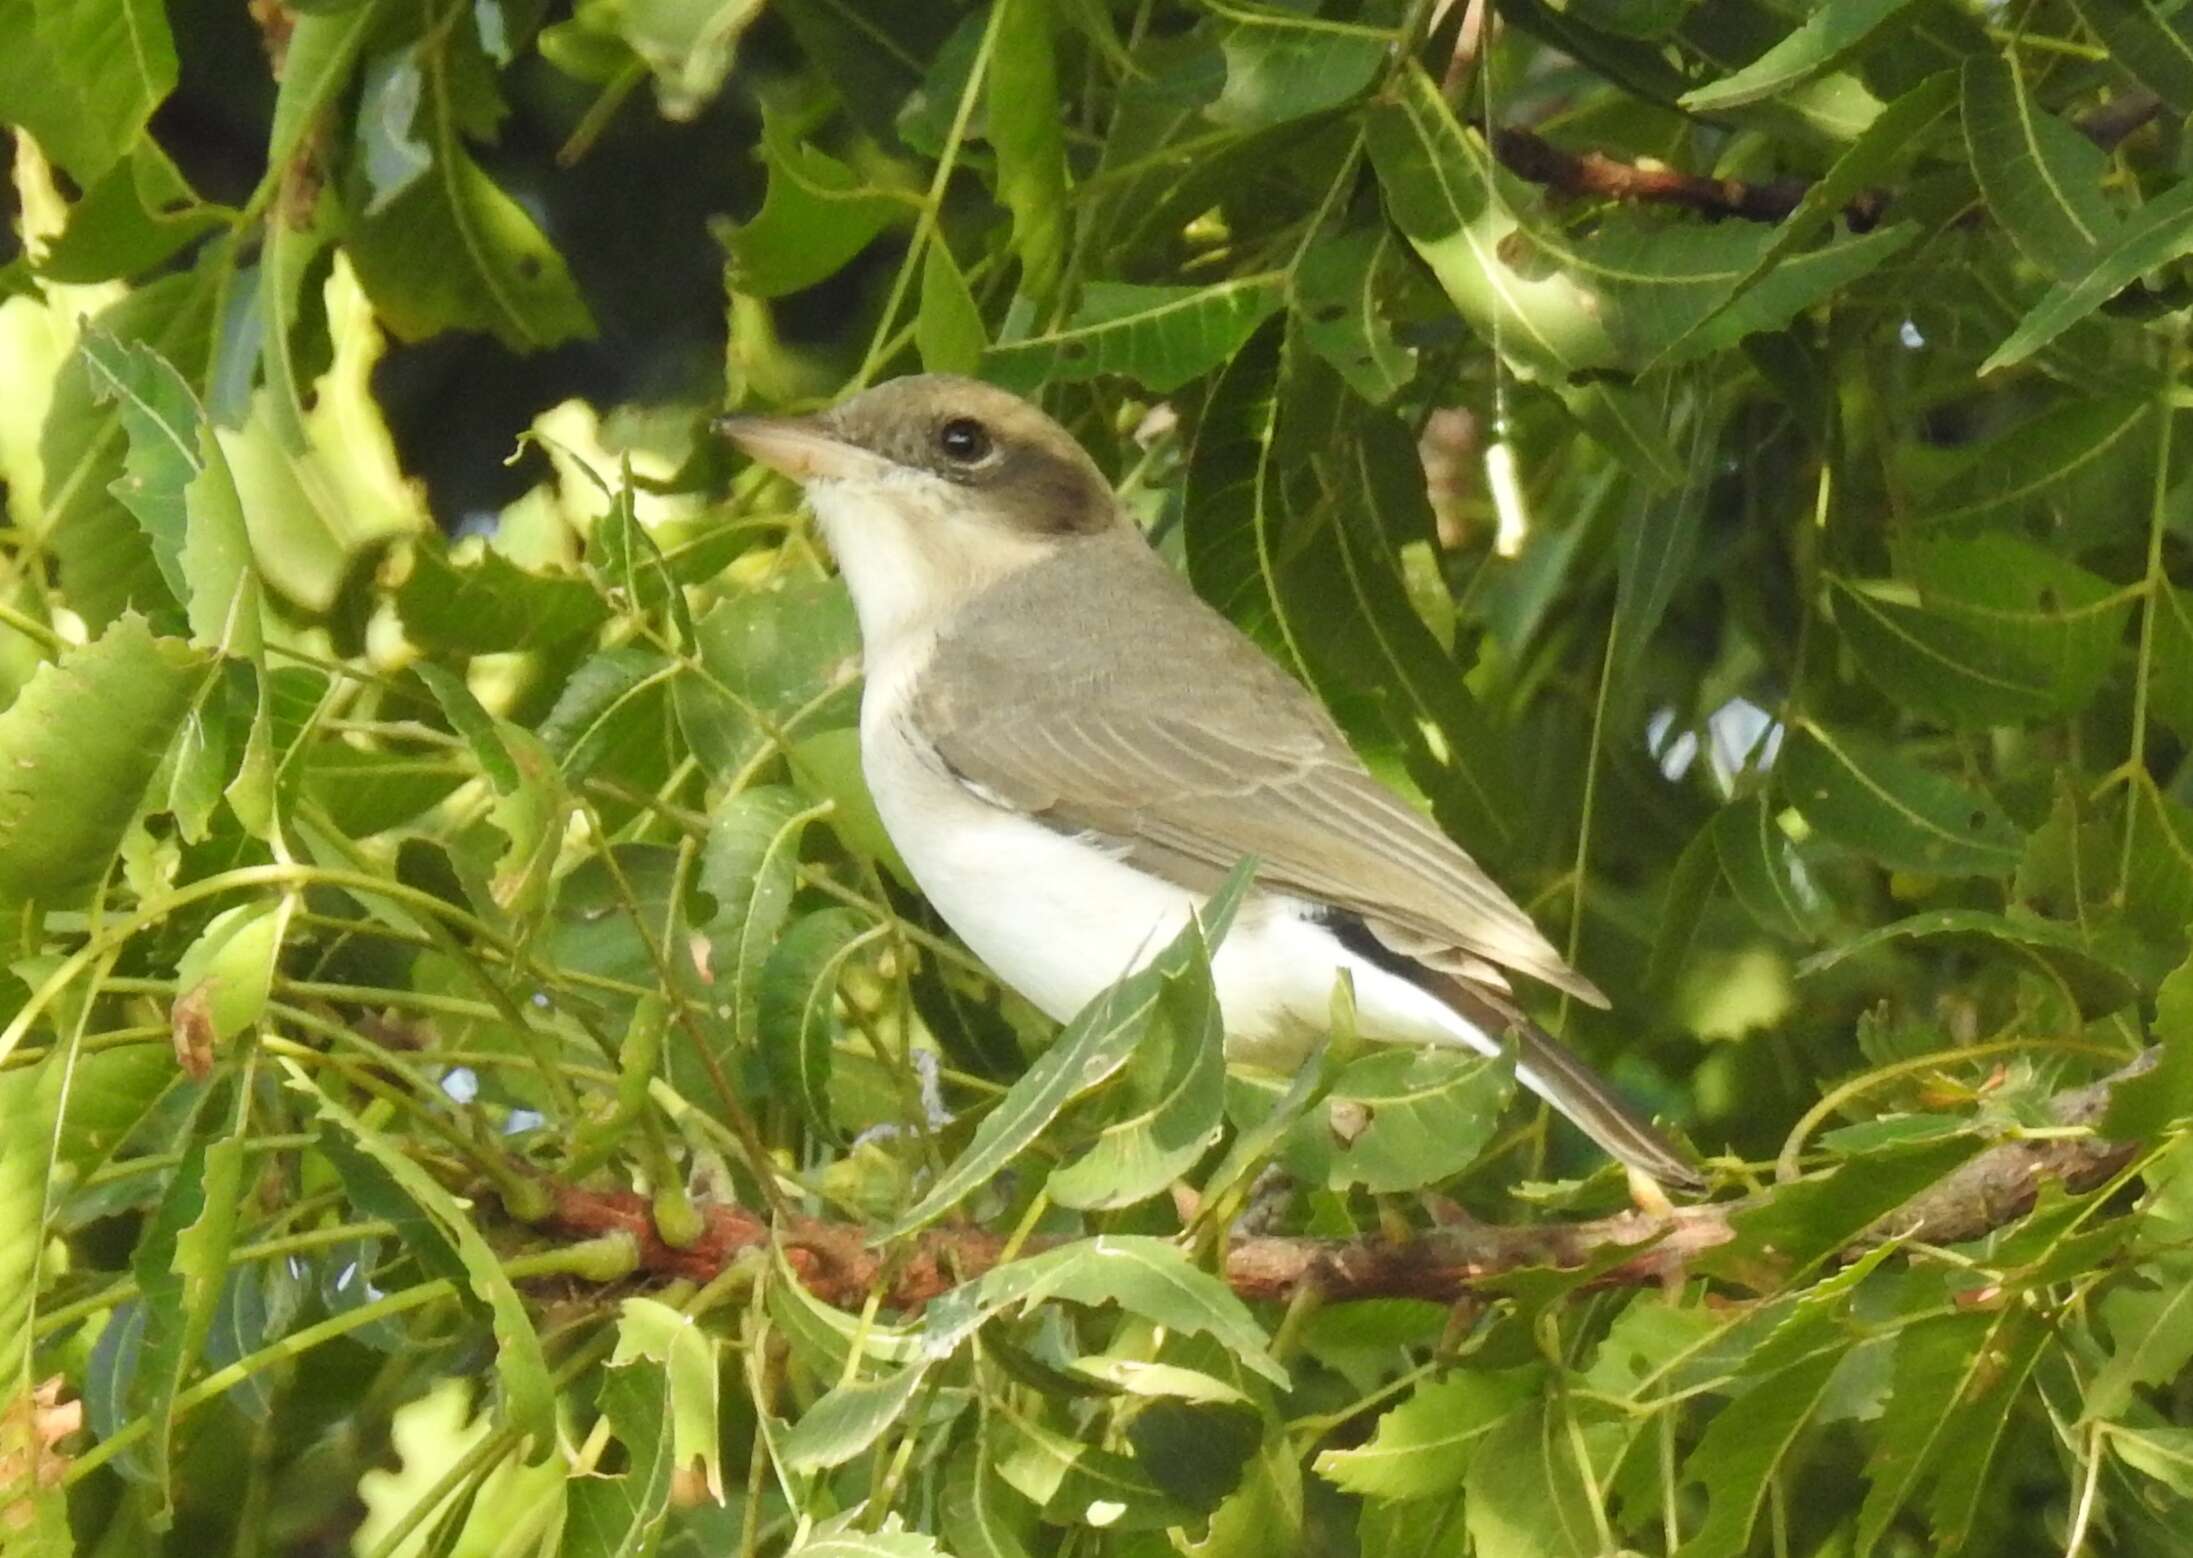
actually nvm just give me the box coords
[539,1051,2154,1311]
[1489,90,2162,227]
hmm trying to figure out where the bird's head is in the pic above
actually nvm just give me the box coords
[719,375,1123,645]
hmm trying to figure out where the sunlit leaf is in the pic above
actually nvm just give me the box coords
[984,275,1281,393]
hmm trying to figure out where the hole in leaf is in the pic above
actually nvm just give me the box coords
[1062,341,1090,362]
[1970,809,1989,831]
[1311,302,1346,324]
[2037,585,2059,612]
[517,254,543,281]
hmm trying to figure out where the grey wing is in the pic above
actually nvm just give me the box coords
[921,679,1608,1008]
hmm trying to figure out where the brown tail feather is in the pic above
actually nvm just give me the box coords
[1436,978,1704,1192]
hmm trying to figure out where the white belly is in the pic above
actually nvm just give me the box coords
[861,688,1497,1072]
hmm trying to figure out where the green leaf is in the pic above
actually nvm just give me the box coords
[174,898,287,1047]
[268,3,384,173]
[540,647,678,781]
[0,615,205,917]
[1208,9,1385,129]
[1711,795,1827,941]
[610,0,766,119]
[80,331,262,659]
[1681,0,1918,112]
[1983,180,2193,372]
[2086,1252,2193,1422]
[928,1234,1286,1388]
[721,114,902,298]
[1779,721,2024,877]
[1366,65,1614,382]
[1326,1048,1512,1193]
[1796,908,2138,1017]
[781,1360,931,1471]
[1313,1368,1535,1498]
[289,1064,557,1460]
[2072,0,2193,113]
[1648,823,1724,993]
[1857,1308,2048,1552]
[0,1056,64,1547]
[2103,948,2193,1139]
[41,272,217,631]
[1463,1397,1603,1558]
[1908,393,2152,530]
[983,276,1282,393]
[397,541,611,656]
[1610,434,1708,683]
[789,1514,951,1557]
[1677,71,1958,348]
[412,662,520,794]
[759,907,877,1137]
[37,141,229,286]
[989,0,1068,302]
[346,25,594,352]
[563,1357,676,1558]
[886,863,1251,1236]
[1829,581,2054,729]
[941,1437,1038,1558]
[702,786,832,1056]
[1676,1350,1843,1558]
[1960,55,2121,281]
[1046,901,1227,1209]
[676,579,861,780]
[988,1397,1196,1531]
[0,0,177,186]
[917,242,987,375]
[1290,229,1417,404]
[1701,1130,1986,1285]
[130,1136,243,1519]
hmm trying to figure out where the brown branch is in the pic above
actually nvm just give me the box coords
[539,1051,2156,1311]
[1489,89,2163,229]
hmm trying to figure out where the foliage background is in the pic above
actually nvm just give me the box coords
[2,0,2193,1552]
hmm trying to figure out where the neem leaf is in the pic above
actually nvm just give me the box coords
[1314,1368,1535,1498]
[983,275,1282,393]
[1681,0,1918,112]
[130,1137,244,1519]
[287,1064,557,1461]
[1960,55,2121,281]
[927,1235,1285,1388]
[563,1356,676,1558]
[2071,0,2193,113]
[758,907,879,1137]
[1711,795,1828,941]
[1779,722,2023,877]
[1983,180,2193,372]
[989,0,1068,302]
[0,615,206,915]
[917,242,987,376]
[1365,64,1615,382]
[1208,9,1384,129]
[80,331,262,659]
[1796,908,2137,1016]
[1326,1048,1512,1193]
[721,114,901,298]
[1290,229,1417,404]
[1046,905,1227,1209]
[780,1360,932,1472]
[886,864,1251,1236]
[1676,1350,1843,1558]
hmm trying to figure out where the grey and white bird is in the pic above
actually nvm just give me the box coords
[719,375,1700,1191]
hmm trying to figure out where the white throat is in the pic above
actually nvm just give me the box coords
[806,472,1052,665]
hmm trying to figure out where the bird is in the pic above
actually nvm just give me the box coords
[717,375,1701,1192]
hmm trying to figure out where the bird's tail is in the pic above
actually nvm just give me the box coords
[1437,978,1704,1192]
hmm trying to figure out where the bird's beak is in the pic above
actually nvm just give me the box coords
[714,414,876,483]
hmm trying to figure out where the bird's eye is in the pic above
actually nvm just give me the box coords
[936,417,993,464]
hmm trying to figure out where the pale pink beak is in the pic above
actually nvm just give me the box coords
[715,415,876,482]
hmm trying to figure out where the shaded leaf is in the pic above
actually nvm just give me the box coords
[1682,0,1918,112]
[1961,55,2121,280]
[2072,0,2193,113]
[1796,908,2138,1016]
[1984,180,2193,372]
[758,906,877,1137]
[989,0,1068,302]
[1326,1048,1512,1193]
[721,115,902,298]
[1711,795,1827,941]
[1779,722,2023,877]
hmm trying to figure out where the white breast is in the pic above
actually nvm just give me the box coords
[860,650,1500,1073]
